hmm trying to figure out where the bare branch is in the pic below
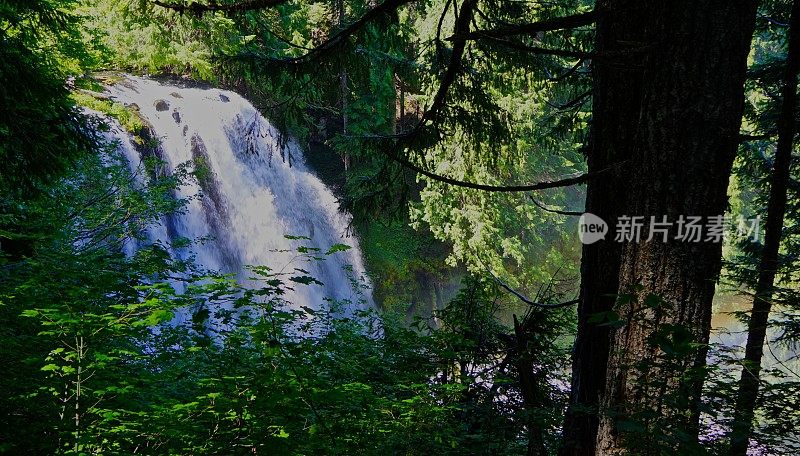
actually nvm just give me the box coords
[381,145,603,192]
[530,197,583,216]
[485,266,579,309]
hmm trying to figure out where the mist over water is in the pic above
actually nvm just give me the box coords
[104,76,372,315]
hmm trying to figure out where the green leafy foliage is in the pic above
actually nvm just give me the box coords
[0,0,96,195]
[716,1,800,452]
[3,0,800,454]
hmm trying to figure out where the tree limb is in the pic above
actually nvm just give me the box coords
[481,35,590,59]
[418,0,478,128]
[530,197,583,216]
[546,90,592,111]
[382,145,597,192]
[739,132,776,142]
[455,10,599,40]
[485,265,579,309]
[233,0,416,66]
[151,0,290,13]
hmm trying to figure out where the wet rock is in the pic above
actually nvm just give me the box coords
[154,99,169,111]
[172,110,181,124]
[119,79,138,91]
[190,135,229,225]
[219,93,230,103]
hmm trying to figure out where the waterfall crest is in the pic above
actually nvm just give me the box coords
[104,76,372,312]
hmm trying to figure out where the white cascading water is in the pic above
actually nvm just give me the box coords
[103,75,372,315]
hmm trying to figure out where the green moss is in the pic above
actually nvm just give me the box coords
[92,71,127,87]
[71,84,166,156]
[359,220,453,312]
[72,91,138,129]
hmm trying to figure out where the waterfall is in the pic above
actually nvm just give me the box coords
[103,75,372,314]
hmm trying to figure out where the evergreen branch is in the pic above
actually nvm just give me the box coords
[546,58,588,81]
[369,0,600,193]
[418,0,478,128]
[546,90,592,111]
[232,0,416,65]
[254,14,314,51]
[151,0,290,13]
[482,35,590,59]
[404,5,590,152]
[455,10,599,40]
[739,132,777,142]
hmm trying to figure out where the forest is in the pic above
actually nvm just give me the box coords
[1,0,799,454]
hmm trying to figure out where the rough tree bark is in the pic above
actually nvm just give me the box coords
[559,1,639,452]
[563,1,759,454]
[594,1,759,453]
[729,1,800,454]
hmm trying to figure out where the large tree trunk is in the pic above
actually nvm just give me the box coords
[559,2,642,452]
[729,1,800,454]
[595,1,758,453]
[563,1,759,454]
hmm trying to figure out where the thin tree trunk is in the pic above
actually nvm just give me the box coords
[563,1,759,454]
[338,0,350,170]
[729,2,800,454]
[514,314,550,456]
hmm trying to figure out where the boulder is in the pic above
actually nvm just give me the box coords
[154,99,169,111]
